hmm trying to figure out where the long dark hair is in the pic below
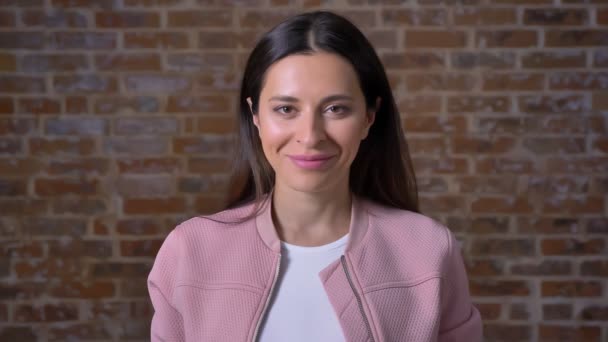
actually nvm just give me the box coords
[225,10,419,214]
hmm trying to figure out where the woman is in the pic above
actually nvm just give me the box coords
[148,11,482,342]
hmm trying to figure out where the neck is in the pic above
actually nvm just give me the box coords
[271,181,352,247]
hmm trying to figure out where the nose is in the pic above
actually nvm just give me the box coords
[295,109,326,147]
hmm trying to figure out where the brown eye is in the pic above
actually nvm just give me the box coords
[275,106,294,114]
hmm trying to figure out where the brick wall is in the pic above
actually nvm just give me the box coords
[0,0,606,341]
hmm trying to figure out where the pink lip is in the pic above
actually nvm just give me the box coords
[287,154,335,170]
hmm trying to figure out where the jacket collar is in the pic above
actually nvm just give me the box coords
[255,191,370,254]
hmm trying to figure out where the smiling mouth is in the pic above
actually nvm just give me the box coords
[287,155,335,170]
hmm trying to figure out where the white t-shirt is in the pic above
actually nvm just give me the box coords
[258,233,349,342]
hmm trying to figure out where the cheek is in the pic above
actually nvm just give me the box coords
[257,115,290,150]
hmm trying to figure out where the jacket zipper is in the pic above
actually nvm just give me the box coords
[341,255,375,342]
[252,254,281,342]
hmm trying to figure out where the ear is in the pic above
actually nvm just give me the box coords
[247,97,259,128]
[362,97,380,139]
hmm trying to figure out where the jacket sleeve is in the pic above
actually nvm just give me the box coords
[148,227,186,342]
[438,229,483,342]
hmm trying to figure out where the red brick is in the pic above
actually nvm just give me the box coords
[0,138,22,154]
[403,116,466,133]
[545,157,608,174]
[543,196,604,214]
[48,239,112,258]
[405,30,467,48]
[96,11,159,28]
[20,54,88,73]
[124,32,189,49]
[0,97,14,114]
[580,260,608,276]
[542,238,605,255]
[419,195,466,213]
[65,96,88,114]
[199,31,238,49]
[476,30,538,47]
[471,238,535,256]
[0,76,45,93]
[120,239,163,257]
[599,8,608,25]
[14,303,79,322]
[47,158,109,175]
[239,10,294,29]
[470,280,530,296]
[519,94,587,114]
[21,9,88,27]
[123,197,186,214]
[523,137,585,154]
[546,30,608,47]
[0,32,45,49]
[474,303,501,320]
[30,137,95,156]
[94,53,161,71]
[459,176,517,194]
[117,157,181,174]
[542,281,603,297]
[166,95,230,113]
[47,322,112,341]
[169,10,232,27]
[471,196,534,214]
[398,96,442,114]
[484,324,531,341]
[452,136,515,154]
[0,158,43,176]
[0,199,47,215]
[51,32,117,50]
[511,260,572,276]
[52,0,116,6]
[0,10,16,27]
[50,281,115,298]
[0,53,16,71]
[550,72,608,90]
[544,304,572,320]
[482,73,544,91]
[94,96,159,114]
[17,97,61,114]
[405,73,476,92]
[465,259,504,277]
[520,216,581,235]
[0,179,27,196]
[35,178,98,196]
[524,8,588,25]
[172,136,232,155]
[1,240,44,258]
[382,52,445,70]
[0,117,37,135]
[116,219,162,235]
[15,259,83,278]
[413,157,468,174]
[382,8,447,26]
[53,75,118,94]
[447,96,510,113]
[539,325,601,342]
[405,137,446,155]
[454,8,516,26]
[476,158,537,174]
[521,51,586,68]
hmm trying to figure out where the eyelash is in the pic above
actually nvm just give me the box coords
[273,105,350,116]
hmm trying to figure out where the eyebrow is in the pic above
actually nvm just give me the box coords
[268,94,354,103]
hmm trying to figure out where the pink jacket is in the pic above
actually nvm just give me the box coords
[148,194,483,341]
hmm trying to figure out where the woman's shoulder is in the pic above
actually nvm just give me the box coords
[174,200,259,233]
[362,198,450,238]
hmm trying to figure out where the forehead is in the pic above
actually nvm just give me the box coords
[260,52,361,99]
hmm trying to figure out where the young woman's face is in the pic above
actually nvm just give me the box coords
[249,52,376,194]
